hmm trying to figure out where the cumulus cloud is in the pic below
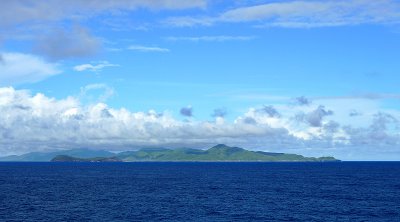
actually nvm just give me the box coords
[242,117,257,125]
[370,113,398,136]
[323,121,340,134]
[298,105,334,127]
[128,45,170,52]
[166,0,400,28]
[34,26,101,60]
[0,52,61,86]
[343,112,399,146]
[73,61,119,72]
[180,106,193,117]
[0,87,399,160]
[0,88,294,154]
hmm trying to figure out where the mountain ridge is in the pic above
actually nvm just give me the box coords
[0,148,115,162]
[51,155,122,162]
[0,144,340,162]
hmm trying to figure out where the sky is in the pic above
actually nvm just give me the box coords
[0,0,400,160]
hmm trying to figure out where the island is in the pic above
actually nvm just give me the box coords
[32,144,340,162]
[51,155,122,162]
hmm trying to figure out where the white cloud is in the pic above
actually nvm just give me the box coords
[166,0,400,28]
[128,45,170,52]
[219,1,333,22]
[73,61,119,72]
[0,87,399,160]
[166,35,257,42]
[0,52,61,86]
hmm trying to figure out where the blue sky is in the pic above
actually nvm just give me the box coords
[0,0,400,160]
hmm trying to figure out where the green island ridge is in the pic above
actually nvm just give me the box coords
[0,144,339,162]
[51,155,122,162]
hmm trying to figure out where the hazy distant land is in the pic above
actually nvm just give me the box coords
[0,144,339,162]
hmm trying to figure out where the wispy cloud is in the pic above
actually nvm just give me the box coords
[165,0,400,28]
[163,16,214,27]
[314,93,400,100]
[0,1,204,60]
[166,35,256,42]
[0,0,207,27]
[73,61,119,72]
[0,52,61,86]
[128,45,170,52]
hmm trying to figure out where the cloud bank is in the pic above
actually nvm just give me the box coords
[0,87,399,160]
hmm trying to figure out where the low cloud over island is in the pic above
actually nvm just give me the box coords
[0,87,398,160]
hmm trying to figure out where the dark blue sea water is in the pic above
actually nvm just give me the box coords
[0,162,399,221]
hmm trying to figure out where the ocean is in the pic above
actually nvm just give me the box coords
[0,162,399,221]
